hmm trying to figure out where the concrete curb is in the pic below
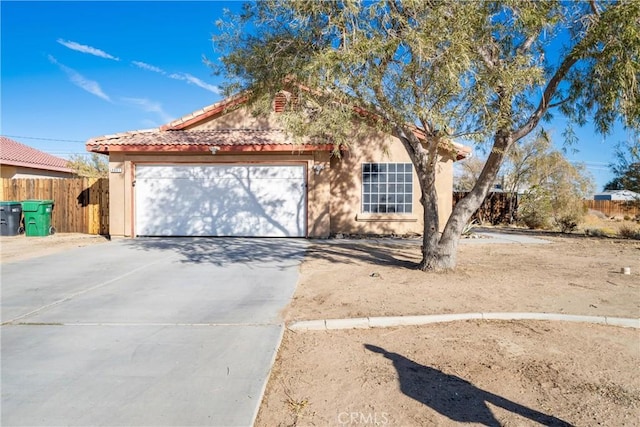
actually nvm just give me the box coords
[288,312,640,331]
[250,323,286,427]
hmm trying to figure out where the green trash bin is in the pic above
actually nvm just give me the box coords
[22,200,55,237]
[0,201,23,236]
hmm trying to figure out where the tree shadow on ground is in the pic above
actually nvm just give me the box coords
[306,240,419,269]
[365,344,573,427]
[124,237,308,268]
[475,226,597,240]
[124,237,420,269]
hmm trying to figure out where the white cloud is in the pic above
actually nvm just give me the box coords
[57,39,120,61]
[132,61,166,74]
[169,72,222,94]
[133,59,221,95]
[48,55,111,102]
[122,97,173,123]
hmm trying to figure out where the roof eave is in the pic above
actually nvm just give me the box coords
[89,143,334,154]
[0,159,73,173]
[159,92,250,131]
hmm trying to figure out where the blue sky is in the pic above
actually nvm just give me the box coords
[1,1,633,192]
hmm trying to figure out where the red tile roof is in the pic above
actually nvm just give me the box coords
[0,136,73,173]
[88,129,312,153]
[88,129,293,146]
[86,92,471,160]
[86,129,331,154]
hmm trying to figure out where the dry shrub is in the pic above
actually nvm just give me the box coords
[618,224,640,240]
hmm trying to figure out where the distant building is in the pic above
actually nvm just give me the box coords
[0,136,73,178]
[593,189,640,201]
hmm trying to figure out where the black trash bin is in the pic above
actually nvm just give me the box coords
[0,201,23,236]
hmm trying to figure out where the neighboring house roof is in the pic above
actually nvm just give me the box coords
[0,136,73,173]
[594,189,640,200]
[87,92,471,160]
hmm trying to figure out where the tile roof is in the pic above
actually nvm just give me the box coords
[160,93,249,131]
[87,129,294,147]
[0,136,73,173]
[86,91,472,160]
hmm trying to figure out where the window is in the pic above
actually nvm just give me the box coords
[362,163,413,214]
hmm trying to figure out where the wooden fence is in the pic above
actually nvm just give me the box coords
[0,178,109,235]
[453,192,517,225]
[454,192,640,224]
[584,199,640,218]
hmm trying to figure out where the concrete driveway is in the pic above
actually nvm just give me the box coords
[1,237,307,427]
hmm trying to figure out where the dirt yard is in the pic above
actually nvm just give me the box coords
[0,233,109,263]
[257,232,640,426]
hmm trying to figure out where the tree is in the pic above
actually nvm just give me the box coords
[67,153,108,178]
[518,148,594,231]
[213,1,640,270]
[457,134,594,226]
[454,156,486,192]
[502,133,557,223]
[604,138,640,192]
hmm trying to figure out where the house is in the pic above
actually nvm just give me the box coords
[594,189,640,201]
[1,136,74,178]
[86,93,470,238]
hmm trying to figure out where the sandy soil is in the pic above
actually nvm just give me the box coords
[258,321,639,427]
[257,232,640,426]
[0,233,109,263]
[287,234,639,321]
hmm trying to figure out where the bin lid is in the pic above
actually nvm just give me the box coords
[0,201,22,206]
[21,199,54,211]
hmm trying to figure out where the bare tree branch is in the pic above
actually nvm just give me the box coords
[477,45,496,69]
[512,52,580,141]
[516,32,539,56]
[548,97,570,109]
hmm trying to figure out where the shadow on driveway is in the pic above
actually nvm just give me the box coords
[124,237,308,267]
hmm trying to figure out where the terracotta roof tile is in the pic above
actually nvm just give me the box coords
[0,136,73,173]
[85,92,471,160]
[87,129,295,147]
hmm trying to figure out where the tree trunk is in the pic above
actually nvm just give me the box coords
[419,132,513,271]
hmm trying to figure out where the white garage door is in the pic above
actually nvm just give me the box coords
[135,164,306,237]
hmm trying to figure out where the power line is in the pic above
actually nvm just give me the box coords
[1,134,86,143]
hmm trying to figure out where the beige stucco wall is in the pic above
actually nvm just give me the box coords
[107,105,456,238]
[1,165,73,179]
[328,129,454,236]
[184,107,278,130]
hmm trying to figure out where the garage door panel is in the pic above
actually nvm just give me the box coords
[136,165,305,180]
[135,165,306,237]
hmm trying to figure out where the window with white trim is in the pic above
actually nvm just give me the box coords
[362,163,413,213]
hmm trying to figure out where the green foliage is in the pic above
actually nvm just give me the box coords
[67,153,108,178]
[519,186,553,229]
[605,138,640,192]
[212,1,639,144]
[556,214,580,233]
[516,145,593,231]
[461,219,479,236]
[584,228,608,237]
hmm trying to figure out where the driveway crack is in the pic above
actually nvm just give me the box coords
[1,254,178,326]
